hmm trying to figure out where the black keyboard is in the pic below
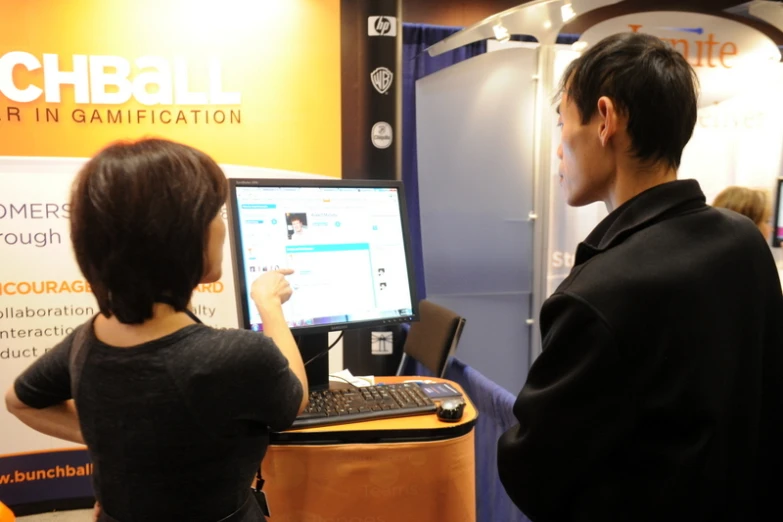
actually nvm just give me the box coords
[290,383,437,429]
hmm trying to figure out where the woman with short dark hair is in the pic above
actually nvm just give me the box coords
[5,138,308,522]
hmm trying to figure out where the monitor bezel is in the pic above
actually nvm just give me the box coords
[773,178,783,248]
[227,177,420,334]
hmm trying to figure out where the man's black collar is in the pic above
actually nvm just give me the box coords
[575,180,707,265]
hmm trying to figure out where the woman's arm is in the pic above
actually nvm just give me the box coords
[256,301,308,414]
[5,387,85,444]
[251,269,309,414]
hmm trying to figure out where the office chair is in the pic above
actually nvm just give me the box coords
[396,299,466,378]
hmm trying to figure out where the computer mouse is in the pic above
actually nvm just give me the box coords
[437,399,465,423]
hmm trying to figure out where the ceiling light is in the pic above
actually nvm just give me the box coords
[493,23,510,42]
[561,3,576,23]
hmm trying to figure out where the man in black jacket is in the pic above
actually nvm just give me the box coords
[497,32,783,521]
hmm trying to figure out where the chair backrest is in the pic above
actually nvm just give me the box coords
[403,300,466,378]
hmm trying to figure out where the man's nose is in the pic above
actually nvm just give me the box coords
[557,143,563,160]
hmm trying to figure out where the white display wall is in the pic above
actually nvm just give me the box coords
[416,47,539,394]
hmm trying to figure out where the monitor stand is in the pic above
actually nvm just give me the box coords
[297,333,330,392]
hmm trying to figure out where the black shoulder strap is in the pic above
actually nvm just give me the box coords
[156,296,203,325]
[184,309,203,325]
[69,318,96,401]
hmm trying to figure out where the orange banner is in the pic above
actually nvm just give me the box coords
[0,0,341,177]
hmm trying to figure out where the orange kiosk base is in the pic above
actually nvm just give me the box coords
[263,377,478,522]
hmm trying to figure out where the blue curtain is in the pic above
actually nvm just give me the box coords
[405,356,529,522]
[512,33,581,44]
[402,24,487,301]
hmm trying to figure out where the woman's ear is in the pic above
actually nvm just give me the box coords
[200,214,226,284]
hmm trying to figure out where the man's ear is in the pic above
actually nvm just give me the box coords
[596,96,618,148]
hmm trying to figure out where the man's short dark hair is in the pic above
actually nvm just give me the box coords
[558,32,699,169]
[70,138,228,324]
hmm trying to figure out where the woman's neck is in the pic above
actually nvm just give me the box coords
[93,303,197,348]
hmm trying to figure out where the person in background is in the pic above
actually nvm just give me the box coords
[712,186,772,239]
[497,32,783,522]
[5,139,308,522]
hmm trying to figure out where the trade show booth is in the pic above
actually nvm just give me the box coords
[2,0,783,520]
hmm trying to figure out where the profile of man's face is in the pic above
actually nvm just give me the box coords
[292,219,303,232]
[556,90,613,208]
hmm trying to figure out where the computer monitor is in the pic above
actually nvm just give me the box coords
[773,178,783,247]
[227,178,419,335]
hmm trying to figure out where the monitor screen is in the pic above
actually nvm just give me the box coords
[227,178,418,333]
[774,178,783,247]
